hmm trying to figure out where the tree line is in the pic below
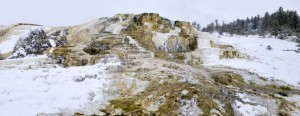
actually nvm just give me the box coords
[202,7,300,40]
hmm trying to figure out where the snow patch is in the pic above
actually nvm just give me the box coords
[152,32,169,49]
[147,96,165,112]
[236,93,255,103]
[284,95,300,116]
[200,32,300,86]
[151,27,181,49]
[0,26,45,55]
[0,56,122,116]
[104,23,124,34]
[48,38,56,47]
[178,97,203,116]
[234,100,268,116]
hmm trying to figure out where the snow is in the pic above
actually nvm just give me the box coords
[134,79,149,94]
[196,31,214,49]
[119,76,149,95]
[199,32,300,86]
[236,93,254,103]
[235,92,279,115]
[10,47,26,58]
[147,96,165,111]
[235,92,267,115]
[210,109,222,116]
[212,99,225,112]
[178,98,203,116]
[151,27,181,49]
[0,35,21,53]
[284,95,300,107]
[127,36,139,46]
[0,56,121,116]
[48,38,56,47]
[235,100,268,116]
[104,15,132,34]
[152,32,169,48]
[104,23,123,34]
[0,26,42,54]
[282,95,300,115]
[181,89,189,96]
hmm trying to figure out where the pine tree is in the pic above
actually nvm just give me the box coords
[272,20,280,38]
[203,7,300,38]
[291,11,299,29]
[261,12,270,35]
[192,21,197,28]
[245,17,251,35]
[206,22,214,34]
[192,21,201,31]
[196,24,201,31]
[219,21,225,35]
[252,16,259,30]
[215,20,219,31]
[277,7,286,26]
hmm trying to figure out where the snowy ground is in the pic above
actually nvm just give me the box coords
[0,56,121,116]
[234,93,268,116]
[200,32,300,86]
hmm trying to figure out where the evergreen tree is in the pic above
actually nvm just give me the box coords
[202,6,300,39]
[196,24,201,31]
[192,21,197,27]
[215,20,219,31]
[252,16,259,30]
[245,17,251,35]
[261,12,270,35]
[272,20,280,38]
[205,22,214,34]
[192,21,201,31]
[219,21,225,35]
[277,7,286,26]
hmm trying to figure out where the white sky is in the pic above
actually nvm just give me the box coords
[1,0,300,27]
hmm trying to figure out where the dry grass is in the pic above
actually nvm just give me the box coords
[212,72,244,86]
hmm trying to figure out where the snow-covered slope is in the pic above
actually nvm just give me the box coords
[1,14,300,115]
[201,33,300,86]
[0,26,35,54]
[0,56,122,116]
[0,25,52,58]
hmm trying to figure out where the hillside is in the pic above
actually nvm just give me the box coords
[202,7,300,43]
[0,13,300,116]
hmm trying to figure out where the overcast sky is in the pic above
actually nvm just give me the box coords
[1,0,300,27]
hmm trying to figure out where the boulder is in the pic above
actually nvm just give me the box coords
[10,28,50,59]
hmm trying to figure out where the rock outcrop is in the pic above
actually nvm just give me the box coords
[10,28,50,58]
[51,45,97,67]
[218,45,240,59]
[48,29,69,47]
[122,13,197,53]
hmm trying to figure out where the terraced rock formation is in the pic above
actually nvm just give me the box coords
[0,13,300,116]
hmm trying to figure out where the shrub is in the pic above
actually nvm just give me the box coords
[213,72,244,86]
[267,45,272,50]
[279,86,291,90]
[277,92,288,97]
